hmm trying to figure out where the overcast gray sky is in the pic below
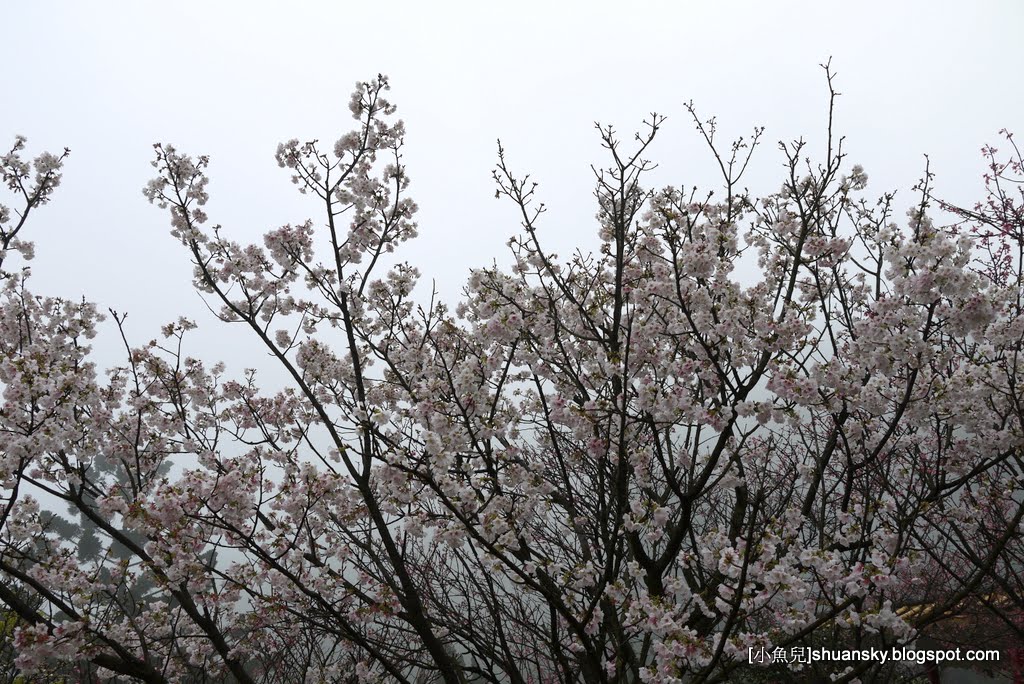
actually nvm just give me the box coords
[2,1,1021,370]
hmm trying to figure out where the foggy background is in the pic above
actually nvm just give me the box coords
[2,0,1021,374]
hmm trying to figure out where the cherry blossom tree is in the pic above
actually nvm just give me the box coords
[1,68,1022,683]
